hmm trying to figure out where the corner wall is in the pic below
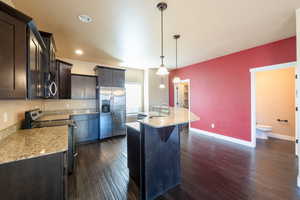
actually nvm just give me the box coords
[169,37,296,142]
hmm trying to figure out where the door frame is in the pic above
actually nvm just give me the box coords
[174,79,191,127]
[249,61,297,148]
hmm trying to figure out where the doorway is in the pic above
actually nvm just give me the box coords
[250,62,297,148]
[174,79,191,128]
[250,61,299,186]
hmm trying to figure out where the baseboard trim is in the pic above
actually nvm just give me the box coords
[266,132,295,141]
[190,128,255,148]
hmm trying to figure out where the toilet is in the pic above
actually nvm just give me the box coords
[256,124,272,139]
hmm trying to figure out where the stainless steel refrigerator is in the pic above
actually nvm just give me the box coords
[99,87,126,139]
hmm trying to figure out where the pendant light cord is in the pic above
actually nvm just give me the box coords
[176,37,178,69]
[160,9,164,66]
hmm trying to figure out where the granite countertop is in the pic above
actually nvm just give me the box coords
[40,110,99,121]
[0,126,68,165]
[137,107,200,128]
[126,122,140,132]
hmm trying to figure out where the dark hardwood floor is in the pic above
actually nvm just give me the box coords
[68,130,300,200]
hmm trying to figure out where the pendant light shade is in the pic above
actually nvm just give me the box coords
[159,83,166,89]
[156,2,169,76]
[173,77,181,84]
[172,34,181,84]
[157,65,169,76]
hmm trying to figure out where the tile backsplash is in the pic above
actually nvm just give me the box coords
[0,100,43,131]
[43,99,97,111]
[0,99,96,132]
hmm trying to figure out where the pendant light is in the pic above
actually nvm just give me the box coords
[156,2,169,76]
[173,34,181,84]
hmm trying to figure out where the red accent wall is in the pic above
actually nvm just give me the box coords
[169,37,296,141]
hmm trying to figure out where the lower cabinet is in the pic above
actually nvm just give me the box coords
[0,152,67,200]
[71,114,99,143]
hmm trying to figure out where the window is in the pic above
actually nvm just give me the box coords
[126,83,142,114]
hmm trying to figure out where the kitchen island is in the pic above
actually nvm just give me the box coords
[127,108,199,200]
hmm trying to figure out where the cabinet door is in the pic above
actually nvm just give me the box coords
[74,118,89,143]
[28,30,43,99]
[0,11,27,99]
[88,115,99,141]
[71,75,96,99]
[49,42,56,73]
[84,76,96,99]
[97,68,113,87]
[71,75,85,99]
[113,69,125,87]
[58,61,72,99]
[73,114,99,143]
[100,114,112,139]
[0,153,65,200]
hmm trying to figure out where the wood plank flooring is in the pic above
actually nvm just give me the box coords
[68,131,300,200]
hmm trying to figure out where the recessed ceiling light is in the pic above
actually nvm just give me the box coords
[75,49,83,55]
[78,15,92,23]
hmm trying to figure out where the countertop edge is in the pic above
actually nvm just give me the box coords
[0,149,68,166]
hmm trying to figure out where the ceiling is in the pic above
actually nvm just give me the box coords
[12,0,300,69]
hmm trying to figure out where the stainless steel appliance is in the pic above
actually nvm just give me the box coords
[44,72,58,98]
[24,109,77,174]
[99,87,126,139]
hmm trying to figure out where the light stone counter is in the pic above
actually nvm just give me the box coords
[39,110,99,121]
[137,107,199,128]
[0,126,68,165]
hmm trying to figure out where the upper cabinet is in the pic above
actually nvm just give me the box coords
[39,31,56,74]
[27,28,45,99]
[0,2,46,99]
[71,74,97,99]
[95,66,125,88]
[113,69,125,88]
[39,31,58,99]
[56,59,73,99]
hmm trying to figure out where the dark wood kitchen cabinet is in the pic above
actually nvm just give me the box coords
[71,114,99,143]
[113,69,125,87]
[39,31,58,98]
[27,29,44,99]
[39,31,56,74]
[0,2,46,99]
[95,66,125,88]
[57,59,73,99]
[0,152,67,200]
[71,74,97,99]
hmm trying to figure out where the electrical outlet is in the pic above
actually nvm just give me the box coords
[211,123,215,129]
[3,112,8,123]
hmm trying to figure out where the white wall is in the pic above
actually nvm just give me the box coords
[62,58,96,76]
[125,68,145,111]
[296,8,300,187]
[144,69,169,111]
